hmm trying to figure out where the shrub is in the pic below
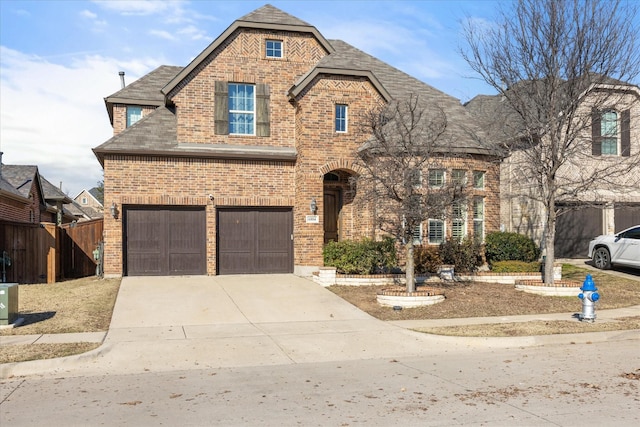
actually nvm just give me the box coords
[484,232,540,263]
[490,260,542,273]
[439,238,483,273]
[323,237,397,274]
[413,245,442,274]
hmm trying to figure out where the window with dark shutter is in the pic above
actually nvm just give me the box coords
[591,109,601,156]
[621,109,630,157]
[256,83,270,137]
[214,81,229,135]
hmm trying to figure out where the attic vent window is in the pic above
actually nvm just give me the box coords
[266,40,282,58]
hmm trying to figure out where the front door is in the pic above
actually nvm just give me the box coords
[324,189,341,243]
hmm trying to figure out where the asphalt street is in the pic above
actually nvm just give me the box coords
[2,339,639,426]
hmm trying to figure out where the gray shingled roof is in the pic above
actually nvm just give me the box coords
[106,65,183,103]
[318,40,496,155]
[2,165,39,198]
[93,106,297,165]
[95,5,500,161]
[88,187,104,205]
[0,176,24,199]
[238,4,312,26]
[40,176,73,204]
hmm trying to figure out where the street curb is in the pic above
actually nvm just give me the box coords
[2,328,639,380]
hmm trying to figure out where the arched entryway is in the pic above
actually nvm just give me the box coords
[323,171,356,243]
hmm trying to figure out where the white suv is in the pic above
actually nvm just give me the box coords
[588,225,640,270]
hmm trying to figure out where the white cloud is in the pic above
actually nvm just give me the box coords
[177,25,207,41]
[0,46,162,196]
[80,9,97,19]
[149,29,177,41]
[92,0,183,16]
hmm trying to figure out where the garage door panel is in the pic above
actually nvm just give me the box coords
[126,207,205,276]
[218,208,293,274]
[615,205,640,232]
[555,206,603,258]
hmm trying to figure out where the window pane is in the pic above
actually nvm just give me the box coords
[412,224,422,245]
[229,84,255,134]
[473,171,485,189]
[452,201,466,241]
[335,104,347,132]
[452,170,466,186]
[266,40,282,58]
[601,138,618,155]
[428,170,444,187]
[473,198,484,241]
[601,111,617,136]
[127,106,142,127]
[428,220,444,244]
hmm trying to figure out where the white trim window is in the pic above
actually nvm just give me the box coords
[451,169,466,187]
[452,201,467,241]
[266,40,283,58]
[428,219,445,244]
[601,110,618,155]
[473,171,485,189]
[335,104,348,132]
[228,83,255,135]
[412,223,423,245]
[428,169,445,188]
[473,197,485,241]
[126,106,143,127]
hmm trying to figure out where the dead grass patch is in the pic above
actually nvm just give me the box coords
[0,276,120,336]
[414,316,640,337]
[328,265,640,323]
[0,343,100,364]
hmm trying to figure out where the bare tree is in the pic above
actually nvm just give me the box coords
[462,0,640,283]
[355,95,466,292]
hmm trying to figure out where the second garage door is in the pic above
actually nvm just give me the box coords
[217,208,293,274]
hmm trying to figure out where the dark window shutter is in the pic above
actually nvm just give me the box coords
[256,83,270,137]
[214,81,229,135]
[621,109,630,157]
[591,109,601,156]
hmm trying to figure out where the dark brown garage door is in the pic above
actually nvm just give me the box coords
[615,204,640,232]
[555,206,603,258]
[125,206,206,276]
[217,208,293,274]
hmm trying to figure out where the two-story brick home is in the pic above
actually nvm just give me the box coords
[93,4,500,277]
[466,81,640,257]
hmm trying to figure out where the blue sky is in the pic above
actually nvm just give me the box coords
[1,0,504,196]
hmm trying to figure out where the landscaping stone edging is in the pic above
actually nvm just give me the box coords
[515,279,582,296]
[376,287,446,308]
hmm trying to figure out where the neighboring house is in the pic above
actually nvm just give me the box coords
[0,159,77,225]
[466,81,640,257]
[74,187,104,220]
[93,4,500,277]
[0,163,47,224]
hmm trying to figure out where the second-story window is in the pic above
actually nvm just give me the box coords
[335,104,348,132]
[473,171,485,189]
[266,40,282,58]
[601,110,618,155]
[228,83,255,135]
[126,106,142,127]
[428,170,445,188]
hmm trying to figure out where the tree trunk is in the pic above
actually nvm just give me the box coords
[405,241,416,293]
[544,205,556,285]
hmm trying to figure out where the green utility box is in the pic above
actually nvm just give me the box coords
[0,283,19,325]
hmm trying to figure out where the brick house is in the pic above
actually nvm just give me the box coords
[73,188,104,220]
[93,4,500,277]
[466,81,640,257]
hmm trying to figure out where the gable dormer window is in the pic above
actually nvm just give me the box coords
[266,40,282,58]
[592,108,630,157]
[126,106,143,127]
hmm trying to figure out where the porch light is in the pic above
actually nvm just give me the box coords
[110,202,119,219]
[310,198,317,214]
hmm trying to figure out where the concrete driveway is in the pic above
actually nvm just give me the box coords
[33,275,466,377]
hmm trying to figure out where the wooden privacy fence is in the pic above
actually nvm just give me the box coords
[0,219,103,284]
